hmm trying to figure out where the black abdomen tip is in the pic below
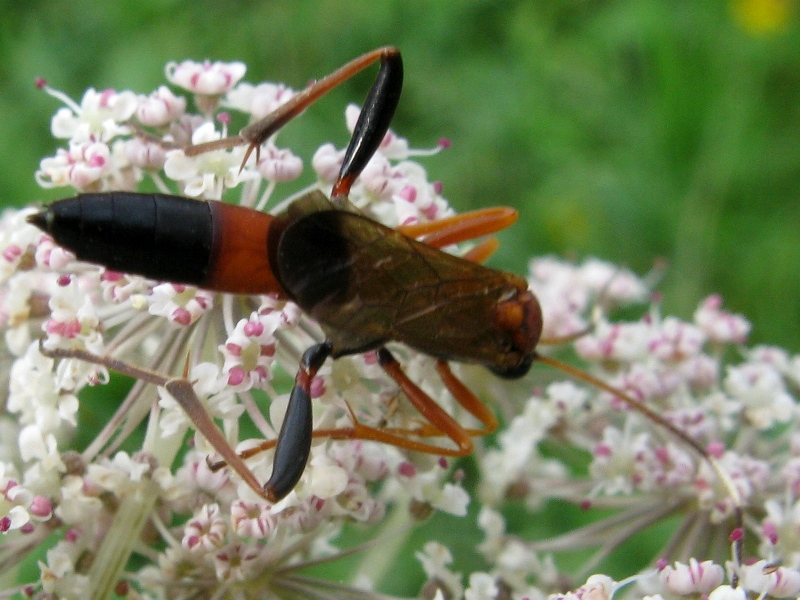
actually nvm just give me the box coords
[26,209,50,232]
[27,192,215,286]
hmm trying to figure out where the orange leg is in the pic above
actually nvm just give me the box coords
[216,352,499,471]
[398,206,516,265]
[435,360,498,436]
[182,47,402,168]
[461,237,500,265]
[374,348,472,455]
[366,360,498,441]
[398,206,518,248]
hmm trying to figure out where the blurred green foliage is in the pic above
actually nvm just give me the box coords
[0,0,798,593]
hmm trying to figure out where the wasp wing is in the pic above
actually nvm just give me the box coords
[276,194,528,365]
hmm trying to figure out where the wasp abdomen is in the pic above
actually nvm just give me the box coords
[30,192,214,285]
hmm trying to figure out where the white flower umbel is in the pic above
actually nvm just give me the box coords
[2,55,798,600]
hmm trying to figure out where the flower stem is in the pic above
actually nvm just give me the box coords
[85,478,160,600]
[86,404,186,599]
[354,503,415,588]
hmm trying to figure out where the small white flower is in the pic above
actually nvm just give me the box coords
[18,425,63,471]
[137,85,187,127]
[36,141,112,190]
[740,560,800,598]
[465,572,498,600]
[219,311,280,391]
[350,151,400,203]
[211,541,262,582]
[39,541,89,598]
[680,353,721,391]
[225,81,295,121]
[306,454,349,499]
[695,450,770,520]
[0,463,38,533]
[749,344,791,371]
[87,452,152,495]
[54,475,103,527]
[165,59,246,96]
[760,498,800,567]
[0,208,42,285]
[649,317,706,361]
[724,362,796,430]
[787,354,800,387]
[398,461,470,517]
[590,427,652,495]
[230,499,276,539]
[312,142,345,182]
[183,503,228,553]
[578,258,648,305]
[256,143,303,182]
[695,294,751,344]
[9,343,79,433]
[147,283,214,325]
[476,506,506,560]
[416,542,464,600]
[388,161,452,224]
[124,137,168,170]
[578,575,616,600]
[528,257,591,339]
[50,87,137,143]
[42,281,103,355]
[575,320,651,362]
[659,558,725,595]
[3,505,31,531]
[480,388,561,503]
[164,122,254,198]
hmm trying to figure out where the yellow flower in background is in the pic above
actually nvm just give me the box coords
[732,0,793,35]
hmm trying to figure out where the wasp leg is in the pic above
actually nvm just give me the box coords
[398,206,518,248]
[331,50,403,203]
[38,346,273,502]
[372,348,473,455]
[182,47,402,179]
[460,237,501,264]
[261,341,330,502]
[210,351,498,482]
[213,395,476,479]
[260,347,478,458]
[396,206,518,265]
[235,348,479,460]
[434,360,498,436]
[368,359,499,441]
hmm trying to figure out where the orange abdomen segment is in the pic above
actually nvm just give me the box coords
[206,202,285,296]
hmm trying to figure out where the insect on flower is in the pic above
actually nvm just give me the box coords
[28,47,734,507]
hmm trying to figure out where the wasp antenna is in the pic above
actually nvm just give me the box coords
[534,353,745,523]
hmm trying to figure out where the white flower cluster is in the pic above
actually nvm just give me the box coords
[419,257,800,598]
[0,58,464,599]
[0,56,797,600]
